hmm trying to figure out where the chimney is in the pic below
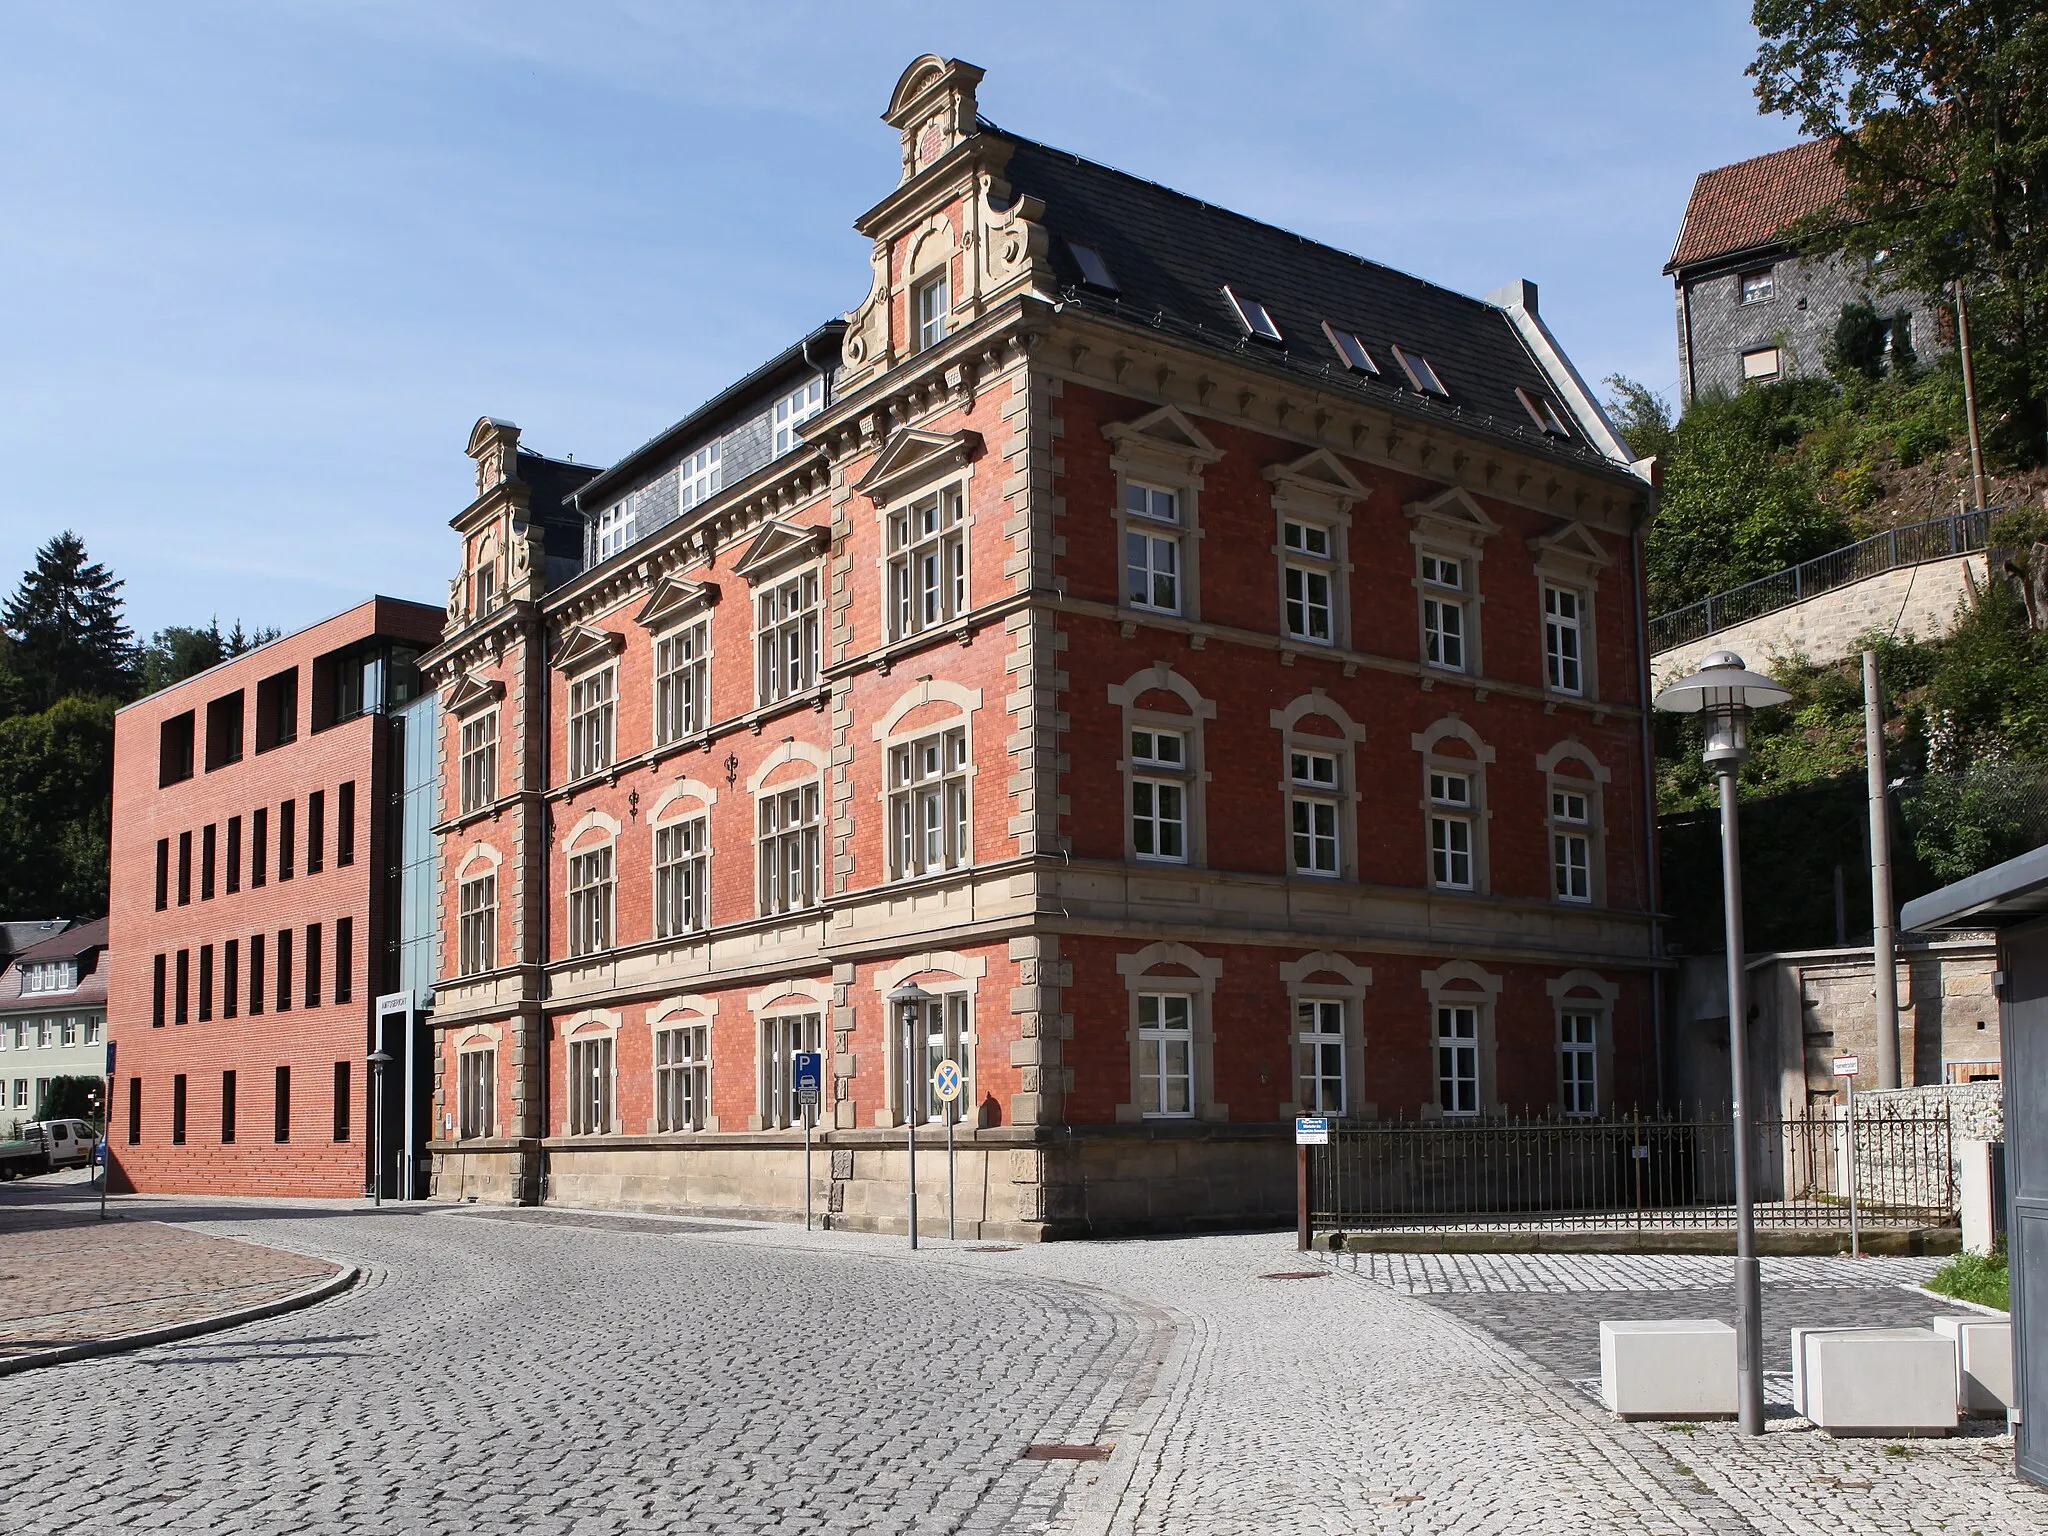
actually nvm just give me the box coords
[1486,279,1539,314]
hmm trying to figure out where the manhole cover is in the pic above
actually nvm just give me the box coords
[1021,1444,1113,1461]
[966,1244,1019,1253]
[1259,1270,1328,1280]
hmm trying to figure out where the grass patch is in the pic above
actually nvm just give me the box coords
[1925,1244,2009,1312]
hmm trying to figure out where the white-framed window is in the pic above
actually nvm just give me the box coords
[679,442,722,511]
[1223,285,1282,341]
[567,668,615,780]
[60,1017,77,1047]
[1122,482,1182,614]
[914,270,949,351]
[1136,993,1194,1117]
[1739,267,1775,305]
[1561,1012,1598,1117]
[566,1035,614,1135]
[459,712,498,814]
[1543,585,1583,695]
[1552,789,1593,903]
[19,961,77,994]
[1297,999,1346,1115]
[1741,346,1781,382]
[1430,770,1474,891]
[654,817,709,937]
[566,845,614,957]
[473,561,497,614]
[654,622,709,745]
[84,1015,101,1046]
[887,487,967,640]
[772,376,825,456]
[1289,749,1341,877]
[10,1080,23,1109]
[758,1012,821,1130]
[457,874,496,976]
[1130,727,1188,863]
[1282,520,1335,644]
[899,992,973,1124]
[458,1049,495,1138]
[889,728,969,880]
[37,1019,52,1047]
[1419,553,1467,671]
[759,783,820,915]
[594,495,637,561]
[756,569,820,705]
[1436,1005,1480,1116]
[655,1024,709,1132]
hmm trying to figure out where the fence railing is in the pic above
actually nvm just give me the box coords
[1649,508,1998,655]
[1309,1105,1955,1234]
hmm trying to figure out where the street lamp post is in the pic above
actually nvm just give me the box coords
[885,981,934,1250]
[367,1050,393,1208]
[1654,650,1790,1436]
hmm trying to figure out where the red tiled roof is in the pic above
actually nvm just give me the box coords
[1666,139,1847,273]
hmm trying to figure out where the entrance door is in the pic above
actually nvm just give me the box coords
[2005,918,2048,1487]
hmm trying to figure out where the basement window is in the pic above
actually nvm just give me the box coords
[1067,241,1117,292]
[1392,345,1448,397]
[1516,387,1573,438]
[1322,323,1378,375]
[1223,286,1283,343]
[1741,346,1781,382]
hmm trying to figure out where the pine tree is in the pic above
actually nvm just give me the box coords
[0,532,136,711]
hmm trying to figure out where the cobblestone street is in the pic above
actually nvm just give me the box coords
[2,1189,2043,1534]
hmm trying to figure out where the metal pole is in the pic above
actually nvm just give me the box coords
[1717,764,1766,1435]
[1864,651,1902,1089]
[1845,1074,1861,1259]
[98,1069,111,1220]
[945,1095,956,1242]
[371,1062,385,1207]
[1955,283,1989,511]
[803,1099,813,1233]
[903,1005,918,1250]
[1296,1143,1310,1251]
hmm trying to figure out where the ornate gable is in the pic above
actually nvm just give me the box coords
[1405,486,1502,546]
[855,427,983,503]
[1529,520,1613,572]
[884,55,983,185]
[552,624,625,675]
[634,576,720,633]
[466,417,520,499]
[1102,404,1224,477]
[441,672,505,717]
[733,520,830,585]
[1264,447,1371,513]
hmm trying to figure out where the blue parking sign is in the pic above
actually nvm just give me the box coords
[793,1052,823,1096]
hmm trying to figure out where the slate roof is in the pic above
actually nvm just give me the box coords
[993,128,1626,473]
[514,450,604,593]
[1,916,107,1013]
[1666,138,1846,274]
[0,920,69,966]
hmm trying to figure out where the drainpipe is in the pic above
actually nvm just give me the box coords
[533,612,552,1206]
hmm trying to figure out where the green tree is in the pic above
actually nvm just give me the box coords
[0,695,117,915]
[1603,375,1676,461]
[1751,0,2048,463]
[0,532,135,713]
[138,621,226,697]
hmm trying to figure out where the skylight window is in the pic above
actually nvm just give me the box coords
[1322,322,1378,375]
[1223,286,1283,343]
[1391,345,1448,397]
[1516,387,1573,438]
[1068,241,1117,291]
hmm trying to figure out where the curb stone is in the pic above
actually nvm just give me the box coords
[0,1262,360,1376]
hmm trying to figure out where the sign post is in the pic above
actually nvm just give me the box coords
[1834,1054,1862,1258]
[932,1059,963,1241]
[99,1039,115,1220]
[885,983,934,1250]
[794,1051,823,1232]
[1294,1116,1329,1251]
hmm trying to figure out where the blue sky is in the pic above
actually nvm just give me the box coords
[0,1,1801,641]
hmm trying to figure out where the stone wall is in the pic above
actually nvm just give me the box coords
[1652,553,1984,686]
[1854,1080,2003,1141]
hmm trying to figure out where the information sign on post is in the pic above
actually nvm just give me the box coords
[794,1052,823,1231]
[1833,1055,1862,1257]
[1832,1055,1860,1079]
[1295,1116,1330,1145]
[931,1059,962,1240]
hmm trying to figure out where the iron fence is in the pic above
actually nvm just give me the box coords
[1649,508,1997,655]
[1309,1104,1955,1234]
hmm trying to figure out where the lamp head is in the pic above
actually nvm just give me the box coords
[885,981,935,1010]
[1651,650,1793,766]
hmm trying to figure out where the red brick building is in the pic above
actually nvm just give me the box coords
[108,597,443,1196]
[423,56,1662,1236]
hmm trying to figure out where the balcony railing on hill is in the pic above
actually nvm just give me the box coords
[1650,508,1998,656]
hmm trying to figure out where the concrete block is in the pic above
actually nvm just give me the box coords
[1957,1140,1998,1254]
[1791,1326,1877,1417]
[1932,1316,2013,1416]
[1598,1320,1737,1419]
[1806,1328,1957,1436]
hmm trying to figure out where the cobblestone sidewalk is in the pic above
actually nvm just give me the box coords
[0,1171,342,1361]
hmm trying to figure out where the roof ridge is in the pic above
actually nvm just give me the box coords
[989,124,1500,316]
[1693,136,1840,180]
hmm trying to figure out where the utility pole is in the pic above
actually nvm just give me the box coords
[1864,651,1902,1090]
[1955,282,1989,511]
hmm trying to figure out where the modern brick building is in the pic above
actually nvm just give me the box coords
[0,918,109,1130]
[1667,138,1944,404]
[107,596,443,1197]
[423,55,1662,1236]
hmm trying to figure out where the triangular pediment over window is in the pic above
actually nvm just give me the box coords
[552,624,625,675]
[1102,404,1223,468]
[1528,520,1612,570]
[1404,486,1501,540]
[733,520,830,585]
[634,576,720,632]
[1265,447,1370,510]
[855,427,983,504]
[441,672,504,717]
